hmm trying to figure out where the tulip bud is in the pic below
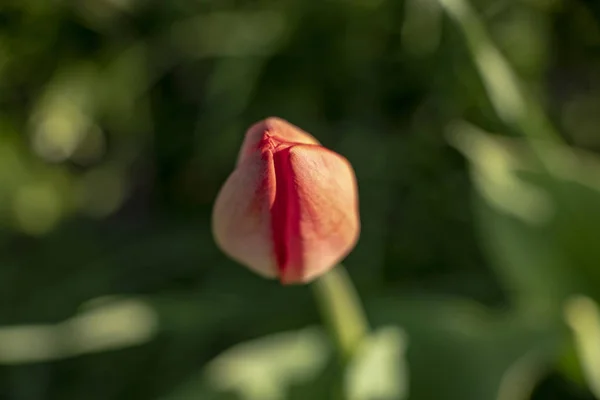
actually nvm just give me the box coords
[212,117,360,284]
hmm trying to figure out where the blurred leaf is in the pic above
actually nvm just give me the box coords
[564,295,600,398]
[163,328,333,400]
[369,296,561,400]
[29,62,99,163]
[0,296,158,364]
[449,123,600,315]
[438,0,559,143]
[345,326,408,400]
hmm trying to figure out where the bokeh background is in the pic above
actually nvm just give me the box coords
[2,0,600,399]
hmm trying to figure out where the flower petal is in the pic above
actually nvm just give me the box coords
[280,144,360,284]
[212,150,277,278]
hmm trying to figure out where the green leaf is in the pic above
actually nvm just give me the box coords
[344,326,409,400]
[449,123,600,315]
[164,328,333,400]
[369,296,561,400]
[564,295,600,398]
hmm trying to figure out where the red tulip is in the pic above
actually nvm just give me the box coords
[212,117,360,284]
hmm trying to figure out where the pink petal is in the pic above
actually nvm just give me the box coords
[212,150,277,278]
[237,117,320,166]
[274,144,360,284]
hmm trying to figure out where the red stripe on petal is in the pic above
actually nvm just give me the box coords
[271,147,303,283]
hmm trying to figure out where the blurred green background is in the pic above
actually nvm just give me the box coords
[3,0,600,399]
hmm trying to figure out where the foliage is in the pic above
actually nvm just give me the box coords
[1,0,600,399]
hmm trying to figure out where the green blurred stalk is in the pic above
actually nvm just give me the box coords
[312,265,370,363]
[437,0,565,170]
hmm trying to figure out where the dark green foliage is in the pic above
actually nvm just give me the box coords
[1,0,600,399]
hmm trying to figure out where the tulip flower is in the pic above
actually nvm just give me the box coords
[212,117,360,284]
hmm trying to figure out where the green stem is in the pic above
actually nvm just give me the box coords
[312,265,370,363]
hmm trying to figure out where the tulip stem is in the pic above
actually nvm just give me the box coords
[312,265,370,362]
